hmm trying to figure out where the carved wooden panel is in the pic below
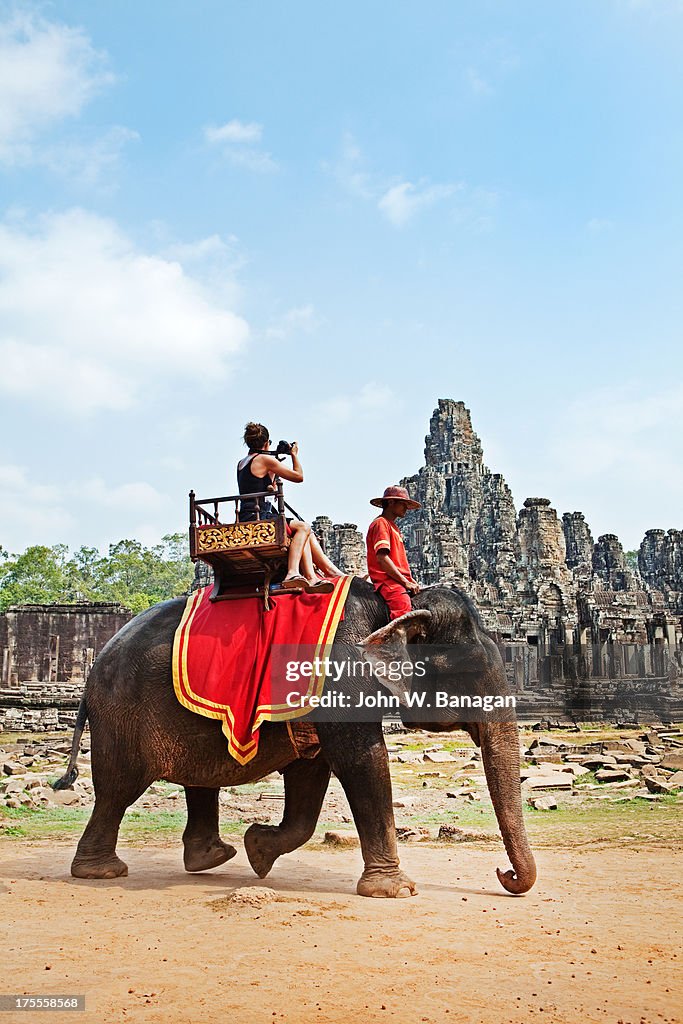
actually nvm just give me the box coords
[196,521,278,553]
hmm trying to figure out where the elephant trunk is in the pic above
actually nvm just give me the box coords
[480,721,537,895]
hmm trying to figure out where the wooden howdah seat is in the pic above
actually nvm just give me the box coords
[189,481,296,603]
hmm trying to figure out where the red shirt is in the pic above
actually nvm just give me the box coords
[366,515,415,588]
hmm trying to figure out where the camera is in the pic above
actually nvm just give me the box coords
[276,439,296,456]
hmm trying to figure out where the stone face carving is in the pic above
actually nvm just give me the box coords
[390,399,682,667]
[312,516,366,577]
[562,512,594,570]
[639,528,683,594]
[592,534,637,592]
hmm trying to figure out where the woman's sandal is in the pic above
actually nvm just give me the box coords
[303,579,335,595]
[281,575,307,590]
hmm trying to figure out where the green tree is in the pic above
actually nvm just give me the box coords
[63,546,106,602]
[0,534,194,613]
[91,533,194,612]
[0,545,70,611]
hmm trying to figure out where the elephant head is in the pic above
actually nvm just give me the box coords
[358,587,537,896]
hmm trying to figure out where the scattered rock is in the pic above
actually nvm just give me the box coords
[528,795,558,811]
[529,737,566,750]
[437,825,496,843]
[2,761,24,776]
[595,768,634,783]
[49,789,81,806]
[323,831,360,849]
[644,776,676,796]
[561,764,590,778]
[423,751,457,763]
[396,827,430,843]
[661,754,683,772]
[521,775,573,792]
[579,756,618,769]
[665,771,683,789]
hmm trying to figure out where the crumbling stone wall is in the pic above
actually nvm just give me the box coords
[0,604,131,688]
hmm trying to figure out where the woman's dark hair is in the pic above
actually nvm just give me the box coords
[243,422,269,451]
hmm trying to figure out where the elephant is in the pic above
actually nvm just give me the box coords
[55,579,536,898]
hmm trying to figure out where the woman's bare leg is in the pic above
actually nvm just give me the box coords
[309,532,344,577]
[284,521,310,580]
[300,538,317,585]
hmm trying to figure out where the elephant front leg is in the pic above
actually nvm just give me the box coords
[183,786,237,872]
[318,723,417,898]
[244,755,331,878]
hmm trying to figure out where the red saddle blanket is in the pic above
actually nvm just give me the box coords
[172,576,353,764]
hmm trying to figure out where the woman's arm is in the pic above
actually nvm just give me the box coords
[252,444,303,484]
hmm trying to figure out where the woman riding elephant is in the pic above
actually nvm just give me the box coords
[237,421,342,594]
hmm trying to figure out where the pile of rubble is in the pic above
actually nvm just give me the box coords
[0,740,92,810]
[520,729,683,810]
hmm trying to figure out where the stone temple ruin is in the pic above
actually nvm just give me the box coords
[1,398,681,727]
[314,399,683,721]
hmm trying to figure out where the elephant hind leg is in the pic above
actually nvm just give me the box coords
[183,786,237,872]
[244,756,331,878]
[71,774,152,879]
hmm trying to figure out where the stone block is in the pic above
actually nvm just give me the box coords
[529,795,558,810]
[2,777,27,795]
[579,756,618,769]
[644,776,676,796]
[595,768,634,783]
[49,789,81,806]
[521,775,573,792]
[561,764,590,777]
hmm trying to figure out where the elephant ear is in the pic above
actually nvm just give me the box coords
[357,610,432,706]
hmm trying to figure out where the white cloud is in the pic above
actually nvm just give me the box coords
[40,125,139,187]
[0,465,175,552]
[205,119,262,144]
[324,132,374,200]
[587,217,615,234]
[0,10,114,165]
[465,67,493,96]
[0,209,249,415]
[502,382,683,548]
[265,305,320,341]
[204,118,277,172]
[314,383,397,425]
[327,134,471,229]
[378,181,461,227]
[0,464,75,549]
[80,478,169,510]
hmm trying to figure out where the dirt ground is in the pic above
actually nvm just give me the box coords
[1,838,681,1024]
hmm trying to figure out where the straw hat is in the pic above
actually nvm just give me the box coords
[369,485,421,510]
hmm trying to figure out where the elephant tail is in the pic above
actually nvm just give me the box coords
[52,695,88,791]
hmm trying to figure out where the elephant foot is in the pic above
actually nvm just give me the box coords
[71,853,128,879]
[183,836,237,873]
[244,824,282,878]
[356,868,417,899]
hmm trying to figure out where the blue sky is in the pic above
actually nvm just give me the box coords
[0,0,681,555]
